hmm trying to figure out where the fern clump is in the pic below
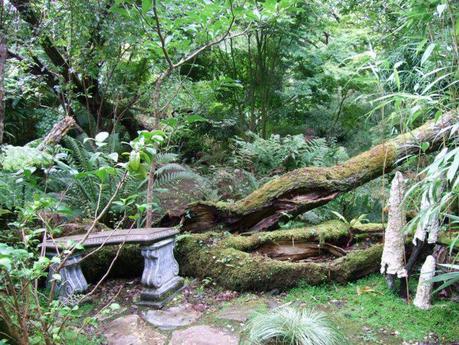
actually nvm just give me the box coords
[245,305,348,345]
[233,133,348,176]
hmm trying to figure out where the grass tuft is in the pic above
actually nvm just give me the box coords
[244,305,349,345]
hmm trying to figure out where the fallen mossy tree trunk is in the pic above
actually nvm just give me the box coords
[173,111,457,233]
[175,220,384,291]
[52,223,454,290]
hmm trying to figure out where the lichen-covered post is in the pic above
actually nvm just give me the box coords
[380,172,407,290]
[47,253,88,303]
[139,237,184,308]
[413,255,436,309]
[406,191,442,276]
[413,190,441,246]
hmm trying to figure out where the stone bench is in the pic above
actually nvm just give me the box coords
[42,227,184,307]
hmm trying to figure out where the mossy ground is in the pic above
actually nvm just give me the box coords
[286,274,459,343]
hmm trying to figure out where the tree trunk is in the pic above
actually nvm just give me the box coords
[0,28,6,144]
[413,255,436,309]
[37,116,76,150]
[176,111,457,233]
[175,221,383,291]
[145,161,156,228]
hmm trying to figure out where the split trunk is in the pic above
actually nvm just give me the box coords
[172,111,457,233]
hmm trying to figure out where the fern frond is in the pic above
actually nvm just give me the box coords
[155,163,187,176]
[154,170,199,188]
[156,153,178,164]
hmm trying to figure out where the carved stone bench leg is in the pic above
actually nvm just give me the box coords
[139,238,184,308]
[47,253,88,303]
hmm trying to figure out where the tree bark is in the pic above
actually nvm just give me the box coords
[413,255,436,309]
[0,3,6,144]
[37,116,76,150]
[176,111,457,233]
[145,161,156,228]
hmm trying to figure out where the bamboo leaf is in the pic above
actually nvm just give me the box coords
[421,43,435,66]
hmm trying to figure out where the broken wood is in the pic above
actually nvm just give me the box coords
[380,172,407,287]
[176,111,457,233]
[255,241,346,261]
[37,116,76,150]
[175,220,383,291]
[413,255,436,309]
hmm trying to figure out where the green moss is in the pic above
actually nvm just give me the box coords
[176,221,381,291]
[329,244,383,283]
[194,143,398,216]
[176,233,320,290]
[226,220,350,251]
[352,223,385,232]
[286,274,459,342]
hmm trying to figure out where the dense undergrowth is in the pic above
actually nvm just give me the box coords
[1,0,458,344]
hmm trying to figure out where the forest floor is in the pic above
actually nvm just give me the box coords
[71,274,459,345]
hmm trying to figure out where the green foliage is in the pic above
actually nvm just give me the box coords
[46,132,200,225]
[1,145,53,171]
[405,144,459,237]
[0,171,39,212]
[47,135,127,220]
[245,305,348,345]
[32,109,65,137]
[233,133,348,176]
[0,204,99,344]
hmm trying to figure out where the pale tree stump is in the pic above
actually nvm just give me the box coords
[413,255,436,310]
[380,172,407,290]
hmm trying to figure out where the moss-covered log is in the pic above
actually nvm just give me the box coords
[175,220,383,291]
[175,111,457,233]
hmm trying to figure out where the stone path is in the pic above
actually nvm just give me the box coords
[216,301,267,322]
[102,301,251,345]
[142,303,203,330]
[169,325,239,345]
[103,314,166,345]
